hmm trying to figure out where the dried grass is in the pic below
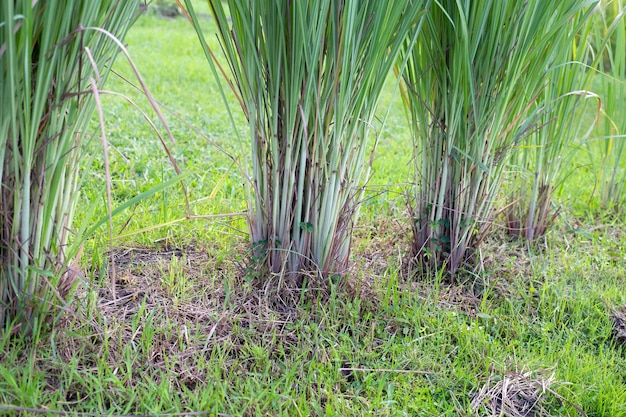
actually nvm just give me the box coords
[602,300,626,346]
[31,209,415,400]
[41,243,308,396]
[471,369,587,417]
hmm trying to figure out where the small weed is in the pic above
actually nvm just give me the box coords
[157,254,192,307]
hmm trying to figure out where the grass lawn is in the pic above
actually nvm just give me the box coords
[1,7,625,416]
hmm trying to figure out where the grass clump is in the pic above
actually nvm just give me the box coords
[401,0,597,274]
[505,24,599,241]
[589,1,626,212]
[182,0,427,281]
[0,0,141,331]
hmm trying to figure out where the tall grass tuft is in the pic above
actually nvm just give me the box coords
[400,0,598,274]
[589,1,626,212]
[183,0,426,281]
[0,0,140,331]
[506,16,598,240]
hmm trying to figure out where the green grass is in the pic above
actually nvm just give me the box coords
[1,7,625,416]
[77,9,250,249]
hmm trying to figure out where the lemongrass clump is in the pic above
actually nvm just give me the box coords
[0,0,140,330]
[506,16,598,240]
[400,0,598,274]
[590,1,626,211]
[183,0,426,281]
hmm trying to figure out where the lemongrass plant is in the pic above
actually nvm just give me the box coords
[590,1,626,211]
[400,0,598,274]
[182,0,426,281]
[506,16,598,240]
[1,0,140,330]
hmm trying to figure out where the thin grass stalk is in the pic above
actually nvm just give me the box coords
[401,0,598,275]
[0,0,140,330]
[183,0,426,281]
